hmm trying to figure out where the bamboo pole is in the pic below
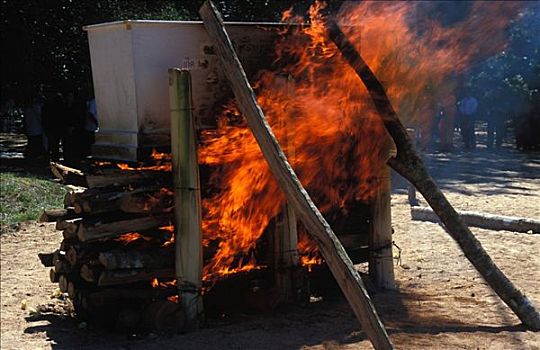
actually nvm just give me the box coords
[169,68,203,329]
[327,19,540,330]
[200,2,393,348]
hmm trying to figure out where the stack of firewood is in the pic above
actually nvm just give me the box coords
[39,162,183,331]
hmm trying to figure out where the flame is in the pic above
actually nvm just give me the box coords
[114,232,152,245]
[159,224,175,248]
[113,149,172,171]
[298,230,323,272]
[143,188,174,214]
[197,1,522,278]
[151,277,159,288]
[168,295,179,303]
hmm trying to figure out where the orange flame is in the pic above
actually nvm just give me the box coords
[114,232,152,245]
[114,149,172,172]
[159,224,175,248]
[197,1,522,278]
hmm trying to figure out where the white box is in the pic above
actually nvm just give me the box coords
[85,20,281,161]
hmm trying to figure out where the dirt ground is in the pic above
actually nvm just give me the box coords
[1,147,539,349]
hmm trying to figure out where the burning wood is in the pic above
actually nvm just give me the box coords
[50,162,170,189]
[199,2,392,348]
[40,159,181,331]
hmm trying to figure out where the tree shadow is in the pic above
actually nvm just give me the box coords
[392,147,540,198]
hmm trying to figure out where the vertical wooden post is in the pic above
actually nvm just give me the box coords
[169,68,203,329]
[406,128,418,206]
[273,74,299,302]
[369,164,395,290]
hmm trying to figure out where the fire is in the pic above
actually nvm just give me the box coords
[114,232,152,245]
[159,224,175,248]
[298,230,323,272]
[151,277,159,288]
[114,149,172,172]
[197,1,522,278]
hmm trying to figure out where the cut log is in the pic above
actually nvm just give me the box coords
[64,185,86,207]
[81,288,177,305]
[199,2,393,348]
[327,20,540,330]
[97,268,175,287]
[59,275,69,293]
[39,208,78,222]
[51,162,170,188]
[67,281,77,299]
[66,246,97,266]
[54,259,71,274]
[99,248,174,270]
[80,264,101,283]
[72,186,172,215]
[85,170,169,189]
[77,214,173,242]
[38,251,57,267]
[50,268,59,283]
[56,218,81,232]
[411,206,540,234]
[50,162,86,186]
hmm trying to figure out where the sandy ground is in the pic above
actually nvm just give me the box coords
[1,147,539,349]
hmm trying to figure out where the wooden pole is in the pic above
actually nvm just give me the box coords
[169,68,203,329]
[200,2,393,348]
[327,20,540,330]
[411,206,540,234]
[274,74,299,302]
[406,128,418,206]
[369,164,395,290]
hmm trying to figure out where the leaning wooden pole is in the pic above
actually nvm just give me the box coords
[327,20,540,330]
[200,2,393,349]
[169,68,203,329]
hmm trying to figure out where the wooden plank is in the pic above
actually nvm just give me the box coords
[411,206,540,234]
[169,68,203,328]
[199,2,393,348]
[327,19,540,330]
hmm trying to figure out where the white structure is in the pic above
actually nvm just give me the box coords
[85,20,280,161]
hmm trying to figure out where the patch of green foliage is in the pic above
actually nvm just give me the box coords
[0,172,65,232]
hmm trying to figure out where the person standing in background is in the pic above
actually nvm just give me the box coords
[23,93,45,158]
[63,90,87,166]
[457,93,478,149]
[42,92,66,162]
[83,93,98,158]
